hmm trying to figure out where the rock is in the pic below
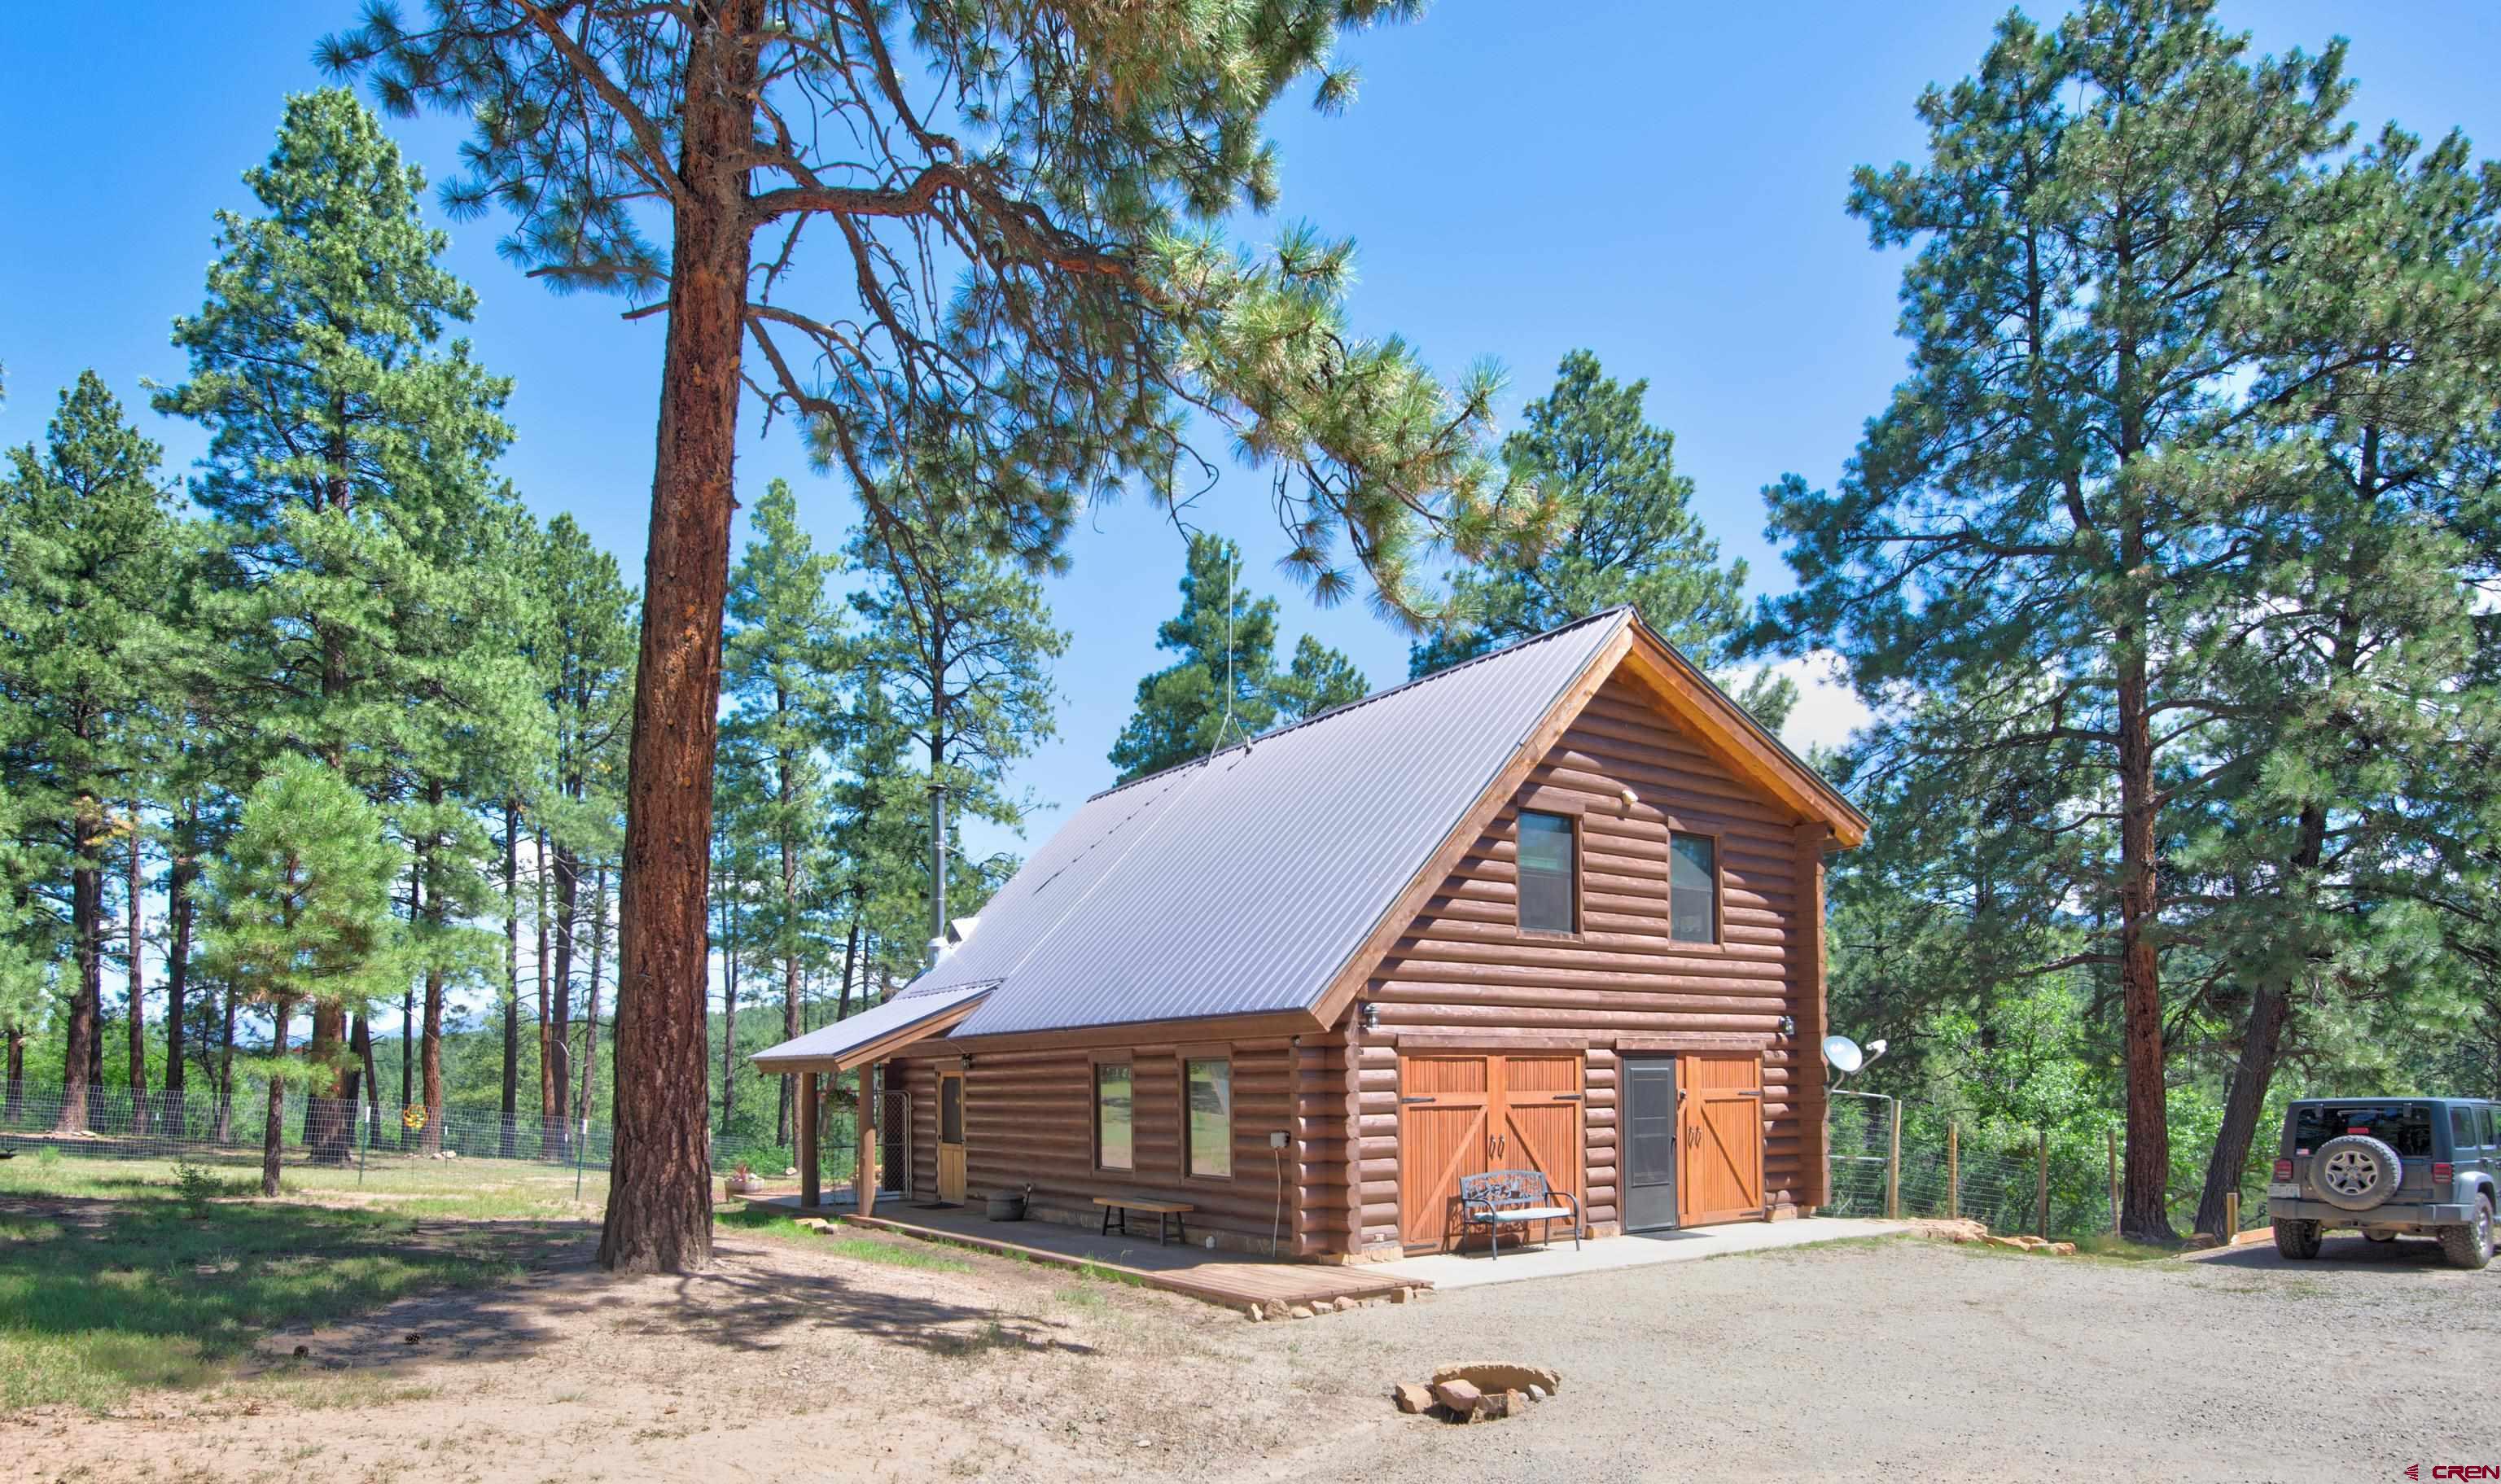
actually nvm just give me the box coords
[1982,1235,2028,1250]
[1310,1298,1337,1314]
[1245,1303,1264,1322]
[1286,1305,1314,1320]
[1432,1379,1484,1418]
[1476,1390,1513,1421]
[1526,1384,1548,1403]
[1430,1362,1562,1397]
[2048,1241,2077,1256]
[1393,1383,1434,1415]
[2012,1235,2048,1250]
[1390,1286,1414,1304]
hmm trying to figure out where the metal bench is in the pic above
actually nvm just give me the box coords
[1456,1170,1583,1259]
[1094,1194,1194,1245]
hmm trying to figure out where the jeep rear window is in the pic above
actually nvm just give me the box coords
[2292,1104,2433,1158]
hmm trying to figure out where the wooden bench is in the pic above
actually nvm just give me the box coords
[1094,1195,1194,1245]
[1456,1170,1583,1259]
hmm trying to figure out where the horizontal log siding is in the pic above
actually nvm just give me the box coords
[1353,672,1822,1252]
[891,1039,1302,1254]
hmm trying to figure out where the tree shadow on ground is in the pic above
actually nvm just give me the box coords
[1,1187,1094,1408]
[2192,1232,2468,1276]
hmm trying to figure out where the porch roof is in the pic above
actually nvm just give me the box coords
[747,983,993,1075]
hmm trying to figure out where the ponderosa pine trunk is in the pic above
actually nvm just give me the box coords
[597,2,759,1273]
[419,780,447,1154]
[54,799,105,1134]
[260,999,291,1197]
[125,801,149,1136]
[401,852,419,1146]
[835,892,861,1022]
[579,861,608,1137]
[553,836,577,1160]
[502,799,521,1158]
[165,808,197,1114]
[4,1029,23,1123]
[537,821,556,1155]
[719,877,739,1136]
[2114,628,2174,1242]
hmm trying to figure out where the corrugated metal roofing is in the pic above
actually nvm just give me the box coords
[748,982,992,1070]
[897,607,1635,1038]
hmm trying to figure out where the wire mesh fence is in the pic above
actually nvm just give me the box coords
[1824,1090,2270,1238]
[0,1077,868,1193]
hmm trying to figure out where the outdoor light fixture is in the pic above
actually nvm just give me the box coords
[1360,1001,1381,1033]
[1777,1015,1796,1037]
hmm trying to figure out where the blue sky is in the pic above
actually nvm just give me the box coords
[6,0,2498,865]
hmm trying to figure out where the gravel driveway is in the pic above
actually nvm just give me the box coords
[1225,1232,2497,1484]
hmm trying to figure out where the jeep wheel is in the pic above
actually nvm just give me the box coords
[2363,1229,2397,1244]
[2273,1219,2321,1260]
[2438,1197,2494,1272]
[2311,1134,2404,1213]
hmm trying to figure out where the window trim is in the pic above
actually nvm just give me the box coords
[1515,805,1583,939]
[1090,1055,1135,1174]
[1178,1049,1237,1183]
[1667,828,1724,948]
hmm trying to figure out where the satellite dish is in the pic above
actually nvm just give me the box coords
[1823,1035,1864,1075]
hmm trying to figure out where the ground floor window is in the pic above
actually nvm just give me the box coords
[1185,1057,1232,1177]
[1095,1062,1133,1171]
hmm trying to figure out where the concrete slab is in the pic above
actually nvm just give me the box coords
[1373,1217,1908,1290]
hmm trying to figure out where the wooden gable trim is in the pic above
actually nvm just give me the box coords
[1309,620,1636,1031]
[1613,628,1867,847]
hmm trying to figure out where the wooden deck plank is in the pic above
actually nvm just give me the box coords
[834,1212,1424,1312]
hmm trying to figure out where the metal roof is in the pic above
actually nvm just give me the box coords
[896,607,1636,1038]
[747,983,993,1072]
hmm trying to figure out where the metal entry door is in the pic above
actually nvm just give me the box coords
[1623,1057,1680,1232]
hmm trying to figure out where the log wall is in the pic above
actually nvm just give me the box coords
[1347,670,1828,1254]
[891,1038,1303,1254]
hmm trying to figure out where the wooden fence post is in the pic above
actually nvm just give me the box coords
[2035,1127,2050,1238]
[2107,1128,2121,1237]
[1947,1121,1960,1222]
[2224,1191,2240,1242]
[1886,1098,1902,1219]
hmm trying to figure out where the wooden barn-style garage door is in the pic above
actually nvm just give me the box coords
[1398,1052,1583,1250]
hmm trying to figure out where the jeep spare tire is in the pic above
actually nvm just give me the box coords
[2312,1134,2402,1212]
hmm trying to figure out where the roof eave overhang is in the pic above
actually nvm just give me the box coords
[747,991,992,1076]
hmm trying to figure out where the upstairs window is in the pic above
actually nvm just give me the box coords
[1670,834,1719,944]
[1518,811,1577,935]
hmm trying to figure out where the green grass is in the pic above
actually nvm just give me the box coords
[2069,1232,2180,1263]
[818,1235,974,1272]
[0,1156,581,1414]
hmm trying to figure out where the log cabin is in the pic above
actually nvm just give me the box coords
[751,606,1867,1260]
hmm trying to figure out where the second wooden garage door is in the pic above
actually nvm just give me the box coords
[1398,1052,1583,1250]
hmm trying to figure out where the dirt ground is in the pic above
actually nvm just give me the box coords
[21,1223,2495,1484]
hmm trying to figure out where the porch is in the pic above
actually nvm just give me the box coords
[745,1193,1429,1315]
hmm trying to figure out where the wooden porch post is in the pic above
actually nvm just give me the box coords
[856,1061,878,1218]
[798,1070,820,1209]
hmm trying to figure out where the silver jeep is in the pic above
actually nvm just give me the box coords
[2268,1098,2497,1270]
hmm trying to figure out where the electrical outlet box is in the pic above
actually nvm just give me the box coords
[1269,1130,1289,1149]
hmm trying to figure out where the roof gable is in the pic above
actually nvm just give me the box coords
[855,606,1864,1045]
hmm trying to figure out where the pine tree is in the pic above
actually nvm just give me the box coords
[1411,351,1786,724]
[530,514,635,1156]
[1108,533,1368,782]
[0,372,183,1133]
[324,2,1537,1272]
[200,757,401,1196]
[158,89,523,1161]
[721,479,845,1146]
[1762,0,2376,1240]
[848,481,1067,956]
